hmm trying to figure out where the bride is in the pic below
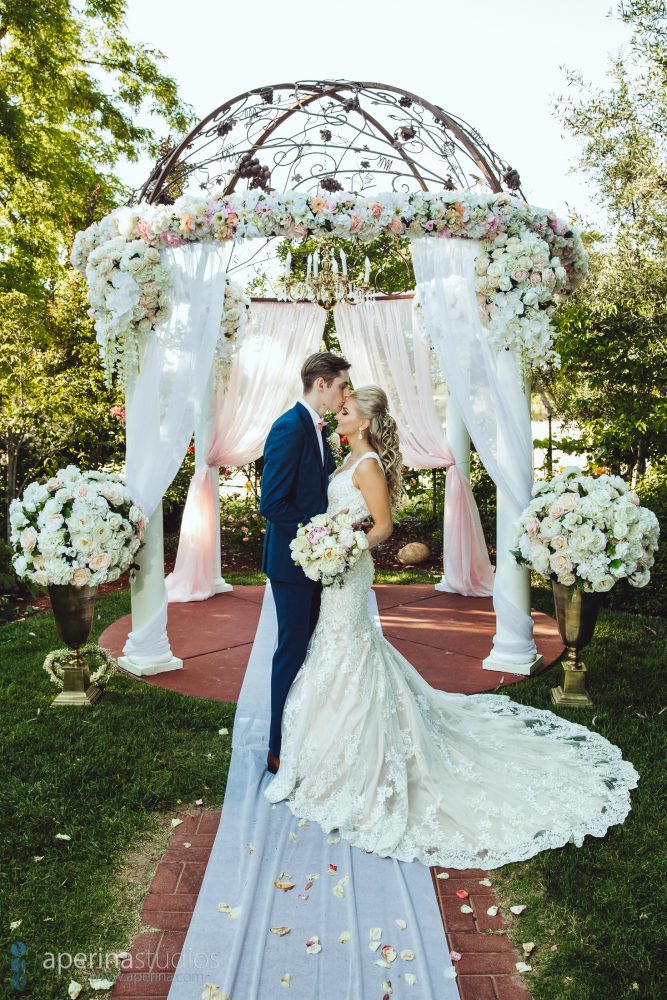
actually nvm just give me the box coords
[264,386,639,869]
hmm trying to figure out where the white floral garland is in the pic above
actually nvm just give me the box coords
[76,233,248,391]
[214,280,250,388]
[512,467,660,593]
[73,189,588,372]
[43,643,117,689]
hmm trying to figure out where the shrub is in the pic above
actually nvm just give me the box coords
[0,538,39,624]
[219,493,265,561]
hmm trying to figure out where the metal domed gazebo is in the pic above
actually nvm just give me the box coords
[134,79,523,205]
[72,79,587,684]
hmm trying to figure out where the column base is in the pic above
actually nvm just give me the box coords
[482,649,544,677]
[118,654,183,677]
[213,577,234,594]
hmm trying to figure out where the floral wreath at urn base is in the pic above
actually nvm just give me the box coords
[43,644,117,690]
[72,189,589,382]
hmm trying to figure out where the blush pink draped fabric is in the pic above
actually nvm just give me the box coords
[166,302,326,602]
[333,298,494,597]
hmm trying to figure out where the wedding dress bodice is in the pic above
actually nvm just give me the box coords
[264,451,639,869]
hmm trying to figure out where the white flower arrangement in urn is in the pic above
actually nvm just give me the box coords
[512,467,660,707]
[9,465,147,706]
[512,467,659,593]
[10,465,146,588]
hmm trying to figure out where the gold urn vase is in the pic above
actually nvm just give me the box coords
[550,581,600,708]
[48,584,102,707]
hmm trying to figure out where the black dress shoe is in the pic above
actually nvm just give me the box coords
[267,751,280,774]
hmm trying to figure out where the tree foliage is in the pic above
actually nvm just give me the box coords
[0,1,195,535]
[548,1,667,476]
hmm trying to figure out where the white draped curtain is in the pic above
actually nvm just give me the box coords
[409,237,537,661]
[334,298,494,597]
[123,242,232,660]
[166,302,327,602]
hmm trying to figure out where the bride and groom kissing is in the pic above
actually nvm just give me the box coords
[258,352,637,868]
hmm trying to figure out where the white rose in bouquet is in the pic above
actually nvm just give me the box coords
[10,466,147,589]
[513,467,660,593]
[290,512,370,587]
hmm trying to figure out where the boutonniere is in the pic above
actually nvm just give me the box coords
[322,414,346,462]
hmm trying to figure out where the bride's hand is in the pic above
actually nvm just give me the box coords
[334,507,371,533]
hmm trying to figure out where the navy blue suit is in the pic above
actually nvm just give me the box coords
[260,403,337,756]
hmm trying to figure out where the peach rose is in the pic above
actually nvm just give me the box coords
[559,492,579,512]
[290,222,307,238]
[72,567,92,585]
[627,491,640,506]
[389,218,405,235]
[349,215,362,233]
[311,197,326,214]
[370,203,383,218]
[89,552,111,572]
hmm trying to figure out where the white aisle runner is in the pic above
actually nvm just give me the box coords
[167,586,457,1000]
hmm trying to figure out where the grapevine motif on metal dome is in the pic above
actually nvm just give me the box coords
[134,79,524,205]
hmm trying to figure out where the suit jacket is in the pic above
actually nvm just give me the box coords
[260,402,337,582]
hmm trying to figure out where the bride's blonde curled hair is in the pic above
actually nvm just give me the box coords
[350,386,404,512]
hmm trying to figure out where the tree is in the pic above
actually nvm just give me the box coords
[0,1,195,532]
[548,2,667,478]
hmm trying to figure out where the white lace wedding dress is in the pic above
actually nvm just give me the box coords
[264,452,639,869]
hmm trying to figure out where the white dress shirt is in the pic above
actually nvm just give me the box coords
[298,397,324,462]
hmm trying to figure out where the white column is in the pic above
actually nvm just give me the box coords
[118,375,183,676]
[482,362,543,676]
[436,395,470,593]
[195,368,232,594]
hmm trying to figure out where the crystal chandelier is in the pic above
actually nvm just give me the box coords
[276,244,373,309]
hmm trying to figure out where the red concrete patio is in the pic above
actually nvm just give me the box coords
[100,584,564,701]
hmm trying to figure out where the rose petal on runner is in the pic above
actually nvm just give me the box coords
[327,835,341,844]
[327,864,337,875]
[270,926,291,937]
[229,906,241,920]
[395,919,407,931]
[486,905,499,916]
[381,945,397,964]
[297,893,309,901]
[306,873,319,882]
[460,904,473,914]
[297,819,309,828]
[400,950,415,962]
[444,967,458,979]
[280,973,291,987]
[435,872,449,879]
[405,973,417,986]
[478,878,492,886]
[289,833,297,842]
[339,931,351,944]
[516,961,532,973]
[305,935,322,954]
[274,881,296,891]
[217,903,231,913]
[375,959,391,969]
[450,950,462,962]
[247,843,254,855]
[455,889,469,899]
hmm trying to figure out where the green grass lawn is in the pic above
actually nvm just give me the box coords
[0,577,663,999]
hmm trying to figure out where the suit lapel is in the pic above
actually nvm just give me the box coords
[295,401,328,490]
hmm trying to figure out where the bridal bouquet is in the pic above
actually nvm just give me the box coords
[9,466,147,588]
[512,467,660,593]
[290,513,369,586]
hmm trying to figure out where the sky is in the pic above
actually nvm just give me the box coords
[119,0,632,228]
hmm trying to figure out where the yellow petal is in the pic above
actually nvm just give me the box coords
[68,983,82,999]
[274,881,296,892]
[270,926,291,937]
[339,931,351,944]
[280,973,291,987]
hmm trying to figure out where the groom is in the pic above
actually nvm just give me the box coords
[260,351,351,774]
